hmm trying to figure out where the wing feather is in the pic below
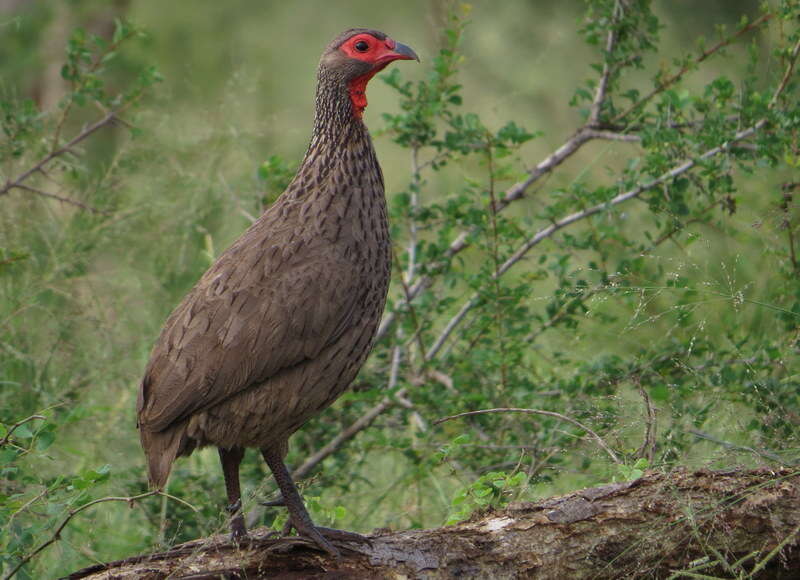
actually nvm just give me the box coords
[137,211,363,433]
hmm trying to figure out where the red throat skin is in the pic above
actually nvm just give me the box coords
[348,65,388,119]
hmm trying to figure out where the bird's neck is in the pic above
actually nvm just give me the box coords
[310,69,367,139]
[284,69,379,199]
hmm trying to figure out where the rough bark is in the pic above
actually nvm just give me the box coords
[66,468,800,579]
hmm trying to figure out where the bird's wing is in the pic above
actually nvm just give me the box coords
[136,218,364,433]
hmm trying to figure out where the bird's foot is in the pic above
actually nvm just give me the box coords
[276,522,372,558]
[229,522,248,542]
[288,517,340,558]
[261,498,370,549]
[225,500,248,541]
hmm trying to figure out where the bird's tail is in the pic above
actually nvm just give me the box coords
[139,424,189,489]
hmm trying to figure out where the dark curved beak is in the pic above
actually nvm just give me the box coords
[392,41,420,62]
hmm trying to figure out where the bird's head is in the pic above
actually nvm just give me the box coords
[320,28,419,118]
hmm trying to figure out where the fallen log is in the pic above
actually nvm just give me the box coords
[66,467,800,579]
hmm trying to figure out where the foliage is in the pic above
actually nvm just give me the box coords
[1,1,800,577]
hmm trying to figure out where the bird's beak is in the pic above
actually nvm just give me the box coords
[391,41,420,62]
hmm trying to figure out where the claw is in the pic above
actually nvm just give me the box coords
[260,497,286,507]
[290,517,340,558]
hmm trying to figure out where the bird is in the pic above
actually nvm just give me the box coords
[136,28,418,557]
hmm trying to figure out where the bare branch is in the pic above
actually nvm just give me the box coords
[434,407,621,465]
[13,184,109,214]
[291,392,402,480]
[583,128,640,142]
[427,294,475,361]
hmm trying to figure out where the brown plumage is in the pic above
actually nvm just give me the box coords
[136,29,418,556]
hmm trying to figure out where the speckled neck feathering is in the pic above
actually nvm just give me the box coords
[136,29,417,556]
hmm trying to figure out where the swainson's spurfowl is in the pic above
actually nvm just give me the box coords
[137,29,418,556]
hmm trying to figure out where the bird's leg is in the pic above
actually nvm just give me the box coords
[260,446,339,558]
[218,446,247,540]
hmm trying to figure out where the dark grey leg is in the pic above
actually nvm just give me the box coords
[260,446,339,557]
[218,446,247,540]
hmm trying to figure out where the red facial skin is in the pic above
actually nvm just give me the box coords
[339,33,414,118]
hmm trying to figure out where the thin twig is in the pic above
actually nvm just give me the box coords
[588,0,622,127]
[483,133,509,388]
[434,407,620,464]
[391,247,429,362]
[427,293,476,361]
[635,378,657,463]
[1,111,118,198]
[610,12,773,124]
[13,183,109,214]
[783,185,798,273]
[50,29,133,153]
[7,488,50,524]
[0,415,45,447]
[750,525,800,576]
[770,37,800,108]
[687,429,790,465]
[407,146,421,281]
[3,490,197,580]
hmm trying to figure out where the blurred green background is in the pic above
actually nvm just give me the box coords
[1,0,798,577]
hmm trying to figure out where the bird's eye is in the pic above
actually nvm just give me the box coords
[354,40,369,52]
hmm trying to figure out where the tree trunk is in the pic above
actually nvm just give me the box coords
[67,468,800,579]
